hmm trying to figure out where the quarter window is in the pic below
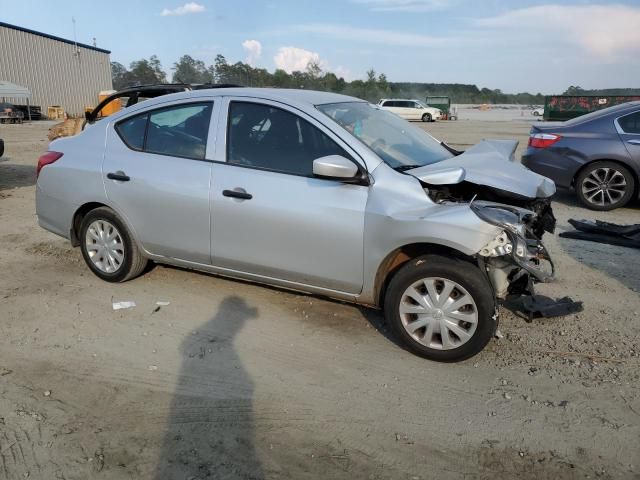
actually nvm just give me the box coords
[227,102,350,176]
[618,111,640,134]
[115,102,213,160]
[115,114,147,150]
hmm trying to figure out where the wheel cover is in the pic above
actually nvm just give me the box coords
[85,220,125,273]
[582,167,627,207]
[399,277,478,350]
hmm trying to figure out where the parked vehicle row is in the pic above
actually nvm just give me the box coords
[36,88,556,362]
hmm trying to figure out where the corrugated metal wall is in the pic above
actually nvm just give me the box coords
[0,25,112,117]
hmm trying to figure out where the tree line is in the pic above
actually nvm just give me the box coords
[111,55,638,105]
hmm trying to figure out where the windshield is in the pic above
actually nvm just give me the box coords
[317,102,452,169]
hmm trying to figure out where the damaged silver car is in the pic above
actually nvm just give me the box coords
[36,88,556,362]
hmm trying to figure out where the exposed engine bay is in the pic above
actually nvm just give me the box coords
[424,181,556,239]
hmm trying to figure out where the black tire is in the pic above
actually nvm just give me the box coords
[79,207,147,282]
[575,161,635,211]
[421,113,432,122]
[383,255,496,362]
[0,139,4,157]
[533,111,540,116]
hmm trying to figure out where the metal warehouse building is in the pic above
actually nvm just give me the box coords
[0,22,112,117]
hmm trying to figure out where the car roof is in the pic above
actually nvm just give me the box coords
[138,87,364,108]
[380,98,419,102]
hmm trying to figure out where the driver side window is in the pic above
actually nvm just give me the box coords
[226,101,349,176]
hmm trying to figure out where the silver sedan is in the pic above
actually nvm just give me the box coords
[36,88,556,361]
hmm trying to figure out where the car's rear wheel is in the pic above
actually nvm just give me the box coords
[421,113,432,122]
[79,207,147,282]
[383,255,496,362]
[576,161,635,211]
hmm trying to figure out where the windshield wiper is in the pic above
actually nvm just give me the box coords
[393,164,422,172]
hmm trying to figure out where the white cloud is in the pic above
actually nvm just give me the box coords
[242,40,263,66]
[352,0,452,12]
[272,46,352,80]
[294,23,449,47]
[475,4,640,60]
[161,2,206,16]
[273,47,325,73]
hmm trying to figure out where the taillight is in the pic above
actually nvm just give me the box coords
[36,151,63,178]
[528,133,561,149]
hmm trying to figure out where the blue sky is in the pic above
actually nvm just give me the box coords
[2,0,640,93]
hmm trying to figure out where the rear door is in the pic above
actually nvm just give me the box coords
[103,99,218,264]
[617,110,640,163]
[209,97,368,293]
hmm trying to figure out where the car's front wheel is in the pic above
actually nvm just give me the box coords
[79,207,147,282]
[421,113,432,122]
[576,161,635,211]
[384,255,496,362]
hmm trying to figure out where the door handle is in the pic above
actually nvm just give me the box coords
[107,171,130,181]
[222,189,252,200]
[627,139,640,145]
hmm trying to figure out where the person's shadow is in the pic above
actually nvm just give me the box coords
[155,295,263,479]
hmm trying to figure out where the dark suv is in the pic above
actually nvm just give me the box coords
[522,101,640,211]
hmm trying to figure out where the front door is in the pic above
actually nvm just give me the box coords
[103,100,216,264]
[210,99,368,293]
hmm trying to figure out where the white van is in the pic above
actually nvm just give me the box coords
[378,99,442,122]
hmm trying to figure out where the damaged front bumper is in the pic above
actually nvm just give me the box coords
[472,201,555,299]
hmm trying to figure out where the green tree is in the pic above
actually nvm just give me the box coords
[214,54,231,83]
[272,69,290,88]
[563,85,585,95]
[172,55,213,84]
[110,61,131,90]
[128,55,167,85]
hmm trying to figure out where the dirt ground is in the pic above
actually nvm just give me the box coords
[1,119,639,480]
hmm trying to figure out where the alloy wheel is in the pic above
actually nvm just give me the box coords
[581,167,627,207]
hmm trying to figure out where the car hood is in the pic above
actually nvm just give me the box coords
[408,139,556,199]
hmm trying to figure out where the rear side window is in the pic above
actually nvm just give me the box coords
[115,102,213,160]
[116,114,147,150]
[618,111,640,134]
[146,104,212,159]
[227,101,349,176]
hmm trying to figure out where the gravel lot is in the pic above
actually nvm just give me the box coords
[1,119,639,480]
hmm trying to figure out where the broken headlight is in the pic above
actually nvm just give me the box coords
[470,201,531,235]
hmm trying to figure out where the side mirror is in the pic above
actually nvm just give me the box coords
[313,155,360,180]
[84,110,93,122]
